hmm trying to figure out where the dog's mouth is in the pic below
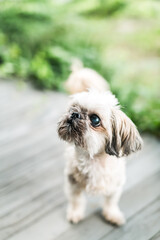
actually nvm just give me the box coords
[58,113,87,147]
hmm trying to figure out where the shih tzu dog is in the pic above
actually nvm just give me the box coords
[58,64,142,226]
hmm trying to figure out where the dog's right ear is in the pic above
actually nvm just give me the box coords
[105,109,143,157]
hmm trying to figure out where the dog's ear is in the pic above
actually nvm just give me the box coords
[105,109,143,157]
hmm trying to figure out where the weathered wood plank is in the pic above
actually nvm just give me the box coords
[0,121,58,156]
[7,171,160,240]
[4,205,70,240]
[0,137,159,236]
[50,172,160,240]
[149,231,160,240]
[125,142,160,190]
[100,197,160,240]
[1,136,159,216]
[0,137,61,178]
[0,153,64,216]
[0,80,160,240]
[0,103,66,145]
[0,148,62,196]
[0,189,65,240]
[0,129,57,172]
[0,96,65,130]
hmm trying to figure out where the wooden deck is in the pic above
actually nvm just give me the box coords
[0,79,160,240]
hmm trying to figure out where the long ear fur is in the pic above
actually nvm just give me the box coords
[105,109,143,157]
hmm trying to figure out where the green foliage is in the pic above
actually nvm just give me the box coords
[0,0,160,135]
[84,0,127,17]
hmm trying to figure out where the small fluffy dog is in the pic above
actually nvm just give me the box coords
[58,65,142,226]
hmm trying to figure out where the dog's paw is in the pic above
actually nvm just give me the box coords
[67,207,84,224]
[103,207,125,226]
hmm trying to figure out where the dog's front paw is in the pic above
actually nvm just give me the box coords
[67,207,84,224]
[103,207,125,226]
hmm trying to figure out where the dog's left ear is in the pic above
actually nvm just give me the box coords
[105,109,143,157]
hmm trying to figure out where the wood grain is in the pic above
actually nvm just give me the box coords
[0,80,159,240]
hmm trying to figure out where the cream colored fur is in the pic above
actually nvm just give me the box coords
[58,66,142,226]
[65,145,126,225]
[65,60,109,94]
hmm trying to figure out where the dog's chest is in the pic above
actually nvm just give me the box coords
[75,153,125,195]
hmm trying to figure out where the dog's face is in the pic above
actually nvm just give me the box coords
[58,90,142,158]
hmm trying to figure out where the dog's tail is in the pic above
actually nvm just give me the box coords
[65,58,110,94]
[70,58,83,72]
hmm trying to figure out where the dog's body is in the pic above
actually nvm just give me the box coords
[58,65,142,226]
[65,144,126,225]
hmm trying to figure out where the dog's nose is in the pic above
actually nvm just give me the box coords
[71,112,81,119]
[67,112,81,124]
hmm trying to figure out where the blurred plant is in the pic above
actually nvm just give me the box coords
[0,0,159,135]
[0,0,104,89]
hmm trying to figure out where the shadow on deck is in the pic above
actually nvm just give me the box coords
[0,80,160,240]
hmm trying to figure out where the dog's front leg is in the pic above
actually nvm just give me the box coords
[102,187,125,226]
[65,175,86,224]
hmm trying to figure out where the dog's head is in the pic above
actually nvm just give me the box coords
[58,90,142,158]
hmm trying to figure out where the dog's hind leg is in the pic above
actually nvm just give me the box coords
[102,187,125,226]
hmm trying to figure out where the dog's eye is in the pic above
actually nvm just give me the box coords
[90,114,101,127]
